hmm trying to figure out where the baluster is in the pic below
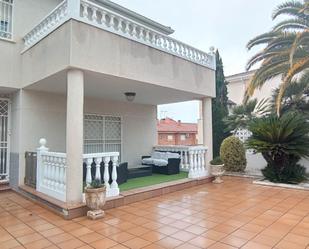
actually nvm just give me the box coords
[132,24,137,38]
[117,18,123,31]
[201,149,206,176]
[82,3,88,19]
[94,157,101,180]
[138,27,144,40]
[145,30,150,42]
[196,150,201,176]
[101,10,107,26]
[55,157,61,191]
[124,21,130,34]
[163,38,168,49]
[189,150,195,178]
[110,14,115,29]
[110,156,119,196]
[46,156,51,187]
[184,150,188,170]
[62,158,66,191]
[53,157,58,190]
[86,158,92,186]
[103,157,111,193]
[168,40,173,50]
[194,150,198,176]
[91,7,98,23]
[151,33,157,45]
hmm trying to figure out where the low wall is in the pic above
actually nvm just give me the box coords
[245,152,309,176]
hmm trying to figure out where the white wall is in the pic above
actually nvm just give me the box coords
[14,90,156,185]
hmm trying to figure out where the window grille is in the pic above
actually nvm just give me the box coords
[0,0,13,39]
[84,114,122,159]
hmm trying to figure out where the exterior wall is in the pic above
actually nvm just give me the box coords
[0,0,62,88]
[14,89,156,185]
[227,73,281,105]
[158,133,197,146]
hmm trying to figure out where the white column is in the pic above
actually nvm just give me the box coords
[202,97,213,175]
[66,69,84,204]
[197,100,203,144]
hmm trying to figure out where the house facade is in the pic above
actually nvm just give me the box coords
[157,118,197,146]
[0,0,216,207]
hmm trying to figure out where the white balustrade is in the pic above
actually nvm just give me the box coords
[83,152,120,197]
[153,145,208,179]
[23,0,69,51]
[36,138,67,202]
[22,0,215,69]
[36,138,120,202]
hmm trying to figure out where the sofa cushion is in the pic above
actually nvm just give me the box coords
[166,152,180,159]
[152,159,168,166]
[142,158,154,165]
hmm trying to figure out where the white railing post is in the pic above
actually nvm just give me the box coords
[188,150,195,178]
[103,156,110,193]
[68,0,81,18]
[37,138,49,192]
[110,155,119,196]
[85,158,92,185]
[94,157,101,180]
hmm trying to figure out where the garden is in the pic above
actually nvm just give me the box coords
[212,0,309,186]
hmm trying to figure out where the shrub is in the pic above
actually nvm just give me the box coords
[89,179,104,189]
[210,156,223,165]
[220,136,246,172]
[247,113,309,183]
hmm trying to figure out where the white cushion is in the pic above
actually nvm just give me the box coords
[166,152,180,159]
[152,159,168,166]
[142,158,153,165]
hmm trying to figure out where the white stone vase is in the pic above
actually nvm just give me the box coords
[211,164,225,184]
[84,186,106,211]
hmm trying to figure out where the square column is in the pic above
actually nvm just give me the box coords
[66,69,84,204]
[202,97,213,174]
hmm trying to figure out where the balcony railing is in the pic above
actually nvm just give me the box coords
[36,138,120,202]
[22,0,215,69]
[153,145,208,178]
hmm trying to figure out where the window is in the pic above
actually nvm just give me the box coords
[180,134,186,141]
[167,135,173,141]
[84,114,122,159]
[0,0,13,39]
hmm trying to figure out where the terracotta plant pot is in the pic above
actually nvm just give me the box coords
[210,164,225,184]
[84,186,106,211]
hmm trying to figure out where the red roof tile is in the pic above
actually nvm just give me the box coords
[157,118,197,133]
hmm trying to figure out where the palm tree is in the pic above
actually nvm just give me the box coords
[246,112,309,183]
[245,0,309,115]
[224,98,269,132]
[271,71,309,117]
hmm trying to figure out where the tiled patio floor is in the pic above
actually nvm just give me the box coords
[1,177,309,249]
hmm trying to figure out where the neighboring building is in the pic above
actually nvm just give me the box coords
[157,118,197,146]
[226,70,281,105]
[0,0,216,209]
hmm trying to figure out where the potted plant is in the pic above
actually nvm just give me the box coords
[210,157,225,183]
[84,179,106,220]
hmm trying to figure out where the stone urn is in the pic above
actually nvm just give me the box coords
[210,157,225,184]
[84,181,106,220]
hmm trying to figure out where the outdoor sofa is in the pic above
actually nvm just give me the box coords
[141,151,181,175]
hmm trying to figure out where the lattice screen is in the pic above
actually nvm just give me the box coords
[0,99,9,179]
[84,114,122,159]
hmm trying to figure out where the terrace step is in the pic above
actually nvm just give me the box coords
[0,181,10,192]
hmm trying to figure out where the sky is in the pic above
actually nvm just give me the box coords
[113,0,284,122]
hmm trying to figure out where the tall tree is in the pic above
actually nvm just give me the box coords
[212,50,229,157]
[245,0,309,115]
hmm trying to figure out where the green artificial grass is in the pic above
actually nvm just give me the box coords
[119,172,188,192]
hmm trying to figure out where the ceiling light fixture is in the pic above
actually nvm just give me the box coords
[124,92,136,102]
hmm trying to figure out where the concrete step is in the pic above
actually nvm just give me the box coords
[0,181,10,192]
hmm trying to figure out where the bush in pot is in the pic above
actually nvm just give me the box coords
[247,112,309,183]
[220,136,247,172]
[84,179,106,219]
[210,156,225,183]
